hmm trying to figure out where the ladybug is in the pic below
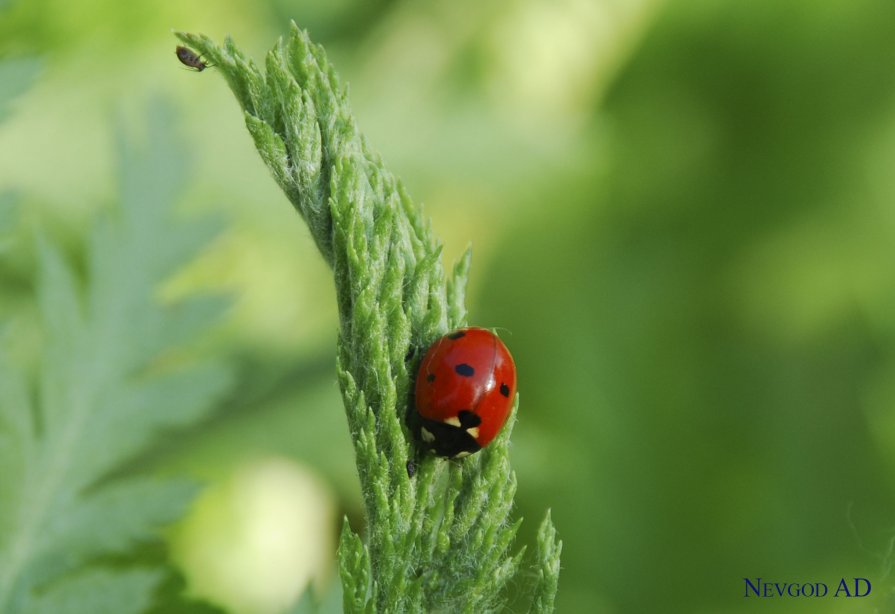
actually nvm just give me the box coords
[175,45,211,71]
[413,327,516,458]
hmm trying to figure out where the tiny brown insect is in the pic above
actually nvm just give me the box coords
[175,45,211,71]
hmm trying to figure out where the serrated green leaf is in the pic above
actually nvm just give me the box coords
[337,517,370,614]
[0,101,233,613]
[24,569,160,614]
[530,510,562,614]
[0,356,33,544]
[26,479,198,589]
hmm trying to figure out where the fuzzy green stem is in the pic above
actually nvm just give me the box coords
[174,24,560,612]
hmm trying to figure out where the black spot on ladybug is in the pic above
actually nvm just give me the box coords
[458,410,481,428]
[455,363,475,377]
[176,45,211,71]
[448,331,466,339]
[500,383,510,397]
[426,373,436,382]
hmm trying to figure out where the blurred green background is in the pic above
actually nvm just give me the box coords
[4,0,895,612]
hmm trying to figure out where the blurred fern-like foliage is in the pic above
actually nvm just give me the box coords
[0,103,232,614]
[175,23,561,613]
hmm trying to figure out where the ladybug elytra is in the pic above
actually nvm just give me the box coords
[412,327,516,458]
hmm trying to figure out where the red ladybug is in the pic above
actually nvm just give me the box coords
[413,327,516,458]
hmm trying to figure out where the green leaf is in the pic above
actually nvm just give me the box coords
[0,101,232,613]
[174,24,560,611]
[530,510,562,613]
[26,569,160,614]
[337,517,370,613]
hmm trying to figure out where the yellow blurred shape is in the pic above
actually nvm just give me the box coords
[487,0,659,121]
[172,458,335,614]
